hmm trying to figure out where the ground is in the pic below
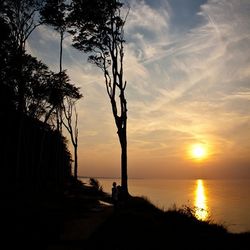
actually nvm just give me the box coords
[1,180,250,250]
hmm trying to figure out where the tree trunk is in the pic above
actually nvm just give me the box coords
[118,125,128,197]
[121,132,128,195]
[74,144,78,179]
[59,30,63,73]
[112,91,129,197]
[44,104,56,124]
[56,30,64,132]
[17,48,25,113]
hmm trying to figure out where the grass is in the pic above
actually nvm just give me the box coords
[87,196,250,250]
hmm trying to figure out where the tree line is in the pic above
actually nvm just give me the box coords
[0,0,129,197]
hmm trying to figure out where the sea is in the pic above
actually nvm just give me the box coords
[80,177,250,233]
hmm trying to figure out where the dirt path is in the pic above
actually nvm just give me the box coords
[61,201,113,241]
[47,200,114,250]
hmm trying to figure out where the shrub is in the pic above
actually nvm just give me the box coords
[89,178,103,193]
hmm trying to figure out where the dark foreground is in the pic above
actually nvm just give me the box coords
[1,180,250,250]
[88,197,250,250]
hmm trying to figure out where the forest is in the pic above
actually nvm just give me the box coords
[0,0,128,195]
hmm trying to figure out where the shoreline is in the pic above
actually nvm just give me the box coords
[80,177,250,234]
[2,179,249,249]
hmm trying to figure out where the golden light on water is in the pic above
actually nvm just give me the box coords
[194,179,209,220]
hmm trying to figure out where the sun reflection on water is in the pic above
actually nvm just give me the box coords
[194,179,209,220]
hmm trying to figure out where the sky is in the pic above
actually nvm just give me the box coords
[28,0,250,179]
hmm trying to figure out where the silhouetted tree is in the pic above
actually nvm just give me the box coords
[0,18,52,117]
[0,0,77,194]
[62,97,79,179]
[44,70,82,128]
[70,0,129,196]
[0,0,45,112]
[20,54,51,118]
[40,0,69,73]
[0,16,16,109]
[40,0,70,131]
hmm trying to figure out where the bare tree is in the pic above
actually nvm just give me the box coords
[62,97,79,179]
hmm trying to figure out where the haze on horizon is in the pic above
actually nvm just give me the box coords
[28,0,250,179]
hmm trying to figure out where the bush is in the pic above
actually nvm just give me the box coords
[89,178,103,193]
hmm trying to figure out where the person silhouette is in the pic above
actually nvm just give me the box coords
[111,182,118,208]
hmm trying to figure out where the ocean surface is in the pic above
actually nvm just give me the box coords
[80,178,250,233]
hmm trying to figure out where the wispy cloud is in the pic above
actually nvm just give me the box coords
[27,0,250,178]
[125,0,250,177]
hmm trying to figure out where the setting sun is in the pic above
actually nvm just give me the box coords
[191,144,207,160]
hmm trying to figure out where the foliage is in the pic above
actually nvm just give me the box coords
[0,0,45,49]
[0,16,17,109]
[0,1,83,195]
[89,178,103,193]
[70,0,125,69]
[45,71,82,117]
[0,4,82,126]
[40,0,69,32]
[0,0,45,112]
[40,0,83,133]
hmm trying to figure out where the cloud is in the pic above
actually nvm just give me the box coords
[126,0,170,34]
[27,0,250,178]
[126,0,250,175]
[125,0,171,62]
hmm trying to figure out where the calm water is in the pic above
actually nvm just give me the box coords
[80,178,250,233]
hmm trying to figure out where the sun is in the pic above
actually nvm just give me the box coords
[191,144,207,160]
